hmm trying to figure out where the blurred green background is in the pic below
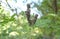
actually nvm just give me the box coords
[0,0,60,39]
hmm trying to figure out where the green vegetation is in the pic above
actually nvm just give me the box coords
[0,0,60,39]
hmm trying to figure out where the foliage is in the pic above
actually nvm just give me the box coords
[0,0,60,39]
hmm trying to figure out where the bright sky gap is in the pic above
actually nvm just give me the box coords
[1,0,43,18]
